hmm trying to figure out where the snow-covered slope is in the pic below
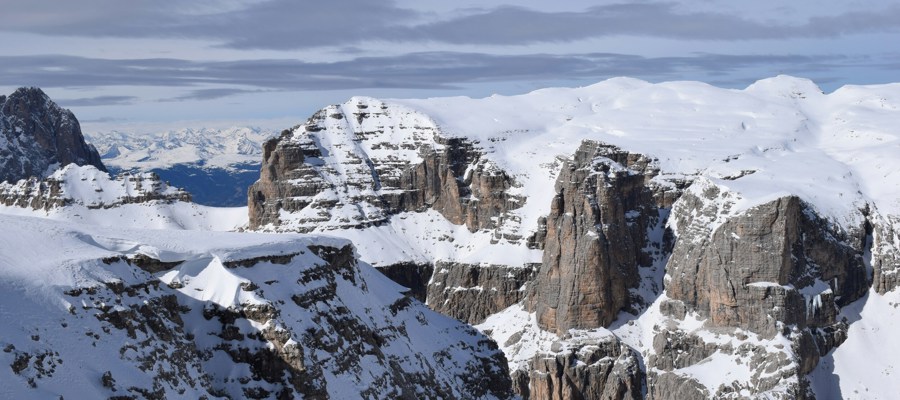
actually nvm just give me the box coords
[0,213,512,399]
[0,164,247,231]
[395,76,899,229]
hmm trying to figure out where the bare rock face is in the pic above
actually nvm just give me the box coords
[870,212,900,294]
[527,140,668,334]
[646,372,709,400]
[526,338,644,400]
[663,184,868,337]
[0,87,105,183]
[644,328,814,399]
[427,262,538,324]
[247,98,523,235]
[645,179,868,398]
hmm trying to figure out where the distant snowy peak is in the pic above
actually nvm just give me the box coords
[0,87,106,183]
[0,164,190,210]
[87,126,274,170]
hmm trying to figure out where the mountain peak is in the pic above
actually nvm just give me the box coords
[0,87,106,183]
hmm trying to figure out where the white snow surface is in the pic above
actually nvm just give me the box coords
[86,126,273,170]
[810,289,900,399]
[390,75,900,231]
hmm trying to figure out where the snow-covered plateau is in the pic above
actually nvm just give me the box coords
[2,76,900,399]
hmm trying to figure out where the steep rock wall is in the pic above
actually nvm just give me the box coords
[427,262,538,324]
[664,186,868,337]
[527,140,671,334]
[528,338,644,400]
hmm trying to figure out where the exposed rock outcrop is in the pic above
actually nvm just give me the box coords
[870,212,900,294]
[427,262,538,324]
[527,338,644,400]
[527,140,671,334]
[0,87,105,183]
[646,179,869,398]
[663,184,868,337]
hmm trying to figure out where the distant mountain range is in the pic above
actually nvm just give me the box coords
[86,127,274,206]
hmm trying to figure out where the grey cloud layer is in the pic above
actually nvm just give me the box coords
[1,52,850,96]
[56,95,138,107]
[2,1,899,49]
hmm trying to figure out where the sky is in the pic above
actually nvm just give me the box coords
[1,0,899,133]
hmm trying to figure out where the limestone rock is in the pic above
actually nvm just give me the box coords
[0,87,105,183]
[664,184,868,337]
[870,212,900,294]
[427,262,538,324]
[527,338,644,400]
[527,140,667,334]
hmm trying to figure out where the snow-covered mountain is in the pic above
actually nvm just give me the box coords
[248,76,900,399]
[0,92,515,398]
[87,127,273,206]
[5,77,900,399]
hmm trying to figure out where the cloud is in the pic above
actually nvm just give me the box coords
[2,1,899,50]
[404,4,900,45]
[167,88,268,101]
[0,0,420,49]
[56,95,137,107]
[0,52,857,95]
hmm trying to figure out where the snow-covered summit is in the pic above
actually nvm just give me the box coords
[394,75,900,227]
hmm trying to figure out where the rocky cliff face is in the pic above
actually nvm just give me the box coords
[0,215,514,399]
[663,184,869,337]
[247,97,522,237]
[527,337,644,400]
[0,87,105,183]
[527,140,673,335]
[427,262,538,324]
